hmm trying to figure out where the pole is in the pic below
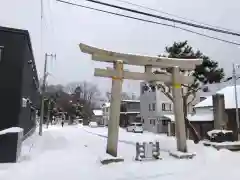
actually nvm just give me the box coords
[46,99,51,128]
[106,60,123,157]
[39,53,48,135]
[172,66,187,152]
[233,63,239,140]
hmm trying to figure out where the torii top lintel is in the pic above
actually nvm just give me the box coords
[79,43,202,70]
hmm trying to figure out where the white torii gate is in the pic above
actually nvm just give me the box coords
[80,43,202,157]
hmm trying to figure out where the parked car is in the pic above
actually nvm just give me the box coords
[76,118,83,124]
[126,123,143,133]
[89,121,98,128]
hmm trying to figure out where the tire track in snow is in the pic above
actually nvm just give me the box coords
[82,128,171,153]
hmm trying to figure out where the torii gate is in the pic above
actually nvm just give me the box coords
[80,43,202,157]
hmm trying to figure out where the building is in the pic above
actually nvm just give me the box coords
[194,85,240,135]
[197,79,240,102]
[102,99,140,127]
[140,80,211,136]
[92,109,103,125]
[102,102,110,126]
[0,26,40,136]
[140,82,173,133]
[120,99,140,127]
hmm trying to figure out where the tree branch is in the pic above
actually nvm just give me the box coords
[185,86,201,98]
[187,91,197,106]
[156,84,173,101]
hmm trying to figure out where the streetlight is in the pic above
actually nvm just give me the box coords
[232,63,240,139]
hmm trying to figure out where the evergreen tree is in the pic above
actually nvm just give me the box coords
[153,41,225,143]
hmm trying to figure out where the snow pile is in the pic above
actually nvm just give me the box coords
[203,140,240,146]
[169,151,196,159]
[2,125,240,180]
[0,127,23,135]
[207,129,233,137]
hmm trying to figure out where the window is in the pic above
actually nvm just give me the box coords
[129,102,140,110]
[0,46,3,62]
[150,119,153,124]
[153,119,156,126]
[162,103,172,111]
[200,97,207,102]
[162,120,167,126]
[149,119,156,126]
[152,103,156,111]
[149,104,151,111]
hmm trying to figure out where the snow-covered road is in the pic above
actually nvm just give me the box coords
[1,125,240,180]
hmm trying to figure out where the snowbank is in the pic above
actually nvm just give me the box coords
[207,129,232,137]
[0,127,23,135]
[2,125,240,180]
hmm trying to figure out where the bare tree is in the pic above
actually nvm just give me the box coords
[64,81,101,107]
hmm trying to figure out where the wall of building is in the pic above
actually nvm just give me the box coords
[140,82,173,133]
[0,27,39,135]
[125,101,140,112]
[226,109,240,133]
[102,105,110,126]
[195,106,213,114]
[0,30,25,131]
[18,36,39,134]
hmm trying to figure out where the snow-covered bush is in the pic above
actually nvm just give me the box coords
[207,130,234,142]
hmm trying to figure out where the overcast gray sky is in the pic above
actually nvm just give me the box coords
[1,0,240,95]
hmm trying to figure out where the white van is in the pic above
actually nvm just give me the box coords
[126,123,143,133]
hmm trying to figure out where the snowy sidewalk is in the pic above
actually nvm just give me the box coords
[0,125,240,180]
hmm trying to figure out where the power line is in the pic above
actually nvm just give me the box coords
[56,0,240,46]
[82,0,240,37]
[112,0,240,34]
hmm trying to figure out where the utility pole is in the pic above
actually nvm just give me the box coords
[39,53,56,136]
[233,63,240,140]
[46,99,51,128]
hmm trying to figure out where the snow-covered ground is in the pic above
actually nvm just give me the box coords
[1,125,240,180]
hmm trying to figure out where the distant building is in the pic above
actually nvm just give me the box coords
[194,85,240,134]
[0,26,40,136]
[140,82,173,134]
[102,102,110,126]
[92,109,103,125]
[120,99,140,127]
[197,79,240,102]
[101,99,140,127]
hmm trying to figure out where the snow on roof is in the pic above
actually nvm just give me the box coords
[163,114,213,122]
[93,110,103,116]
[121,99,140,103]
[195,85,240,109]
[163,114,175,122]
[120,112,140,114]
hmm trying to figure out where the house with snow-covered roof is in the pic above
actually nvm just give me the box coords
[92,109,103,125]
[192,85,240,138]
